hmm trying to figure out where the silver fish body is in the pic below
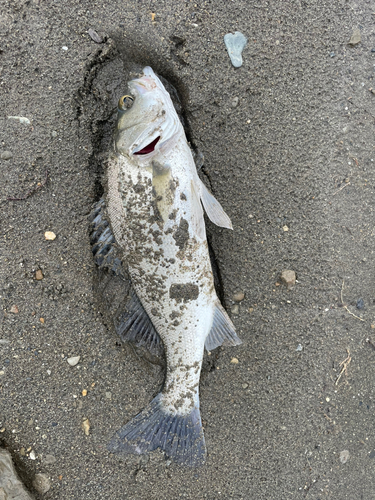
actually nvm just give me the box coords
[106,67,241,466]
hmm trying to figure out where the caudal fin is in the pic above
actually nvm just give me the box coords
[108,394,206,467]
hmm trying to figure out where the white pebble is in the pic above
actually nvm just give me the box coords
[8,116,31,125]
[44,231,56,241]
[67,356,80,366]
[62,46,68,51]
[224,31,247,68]
[339,449,350,464]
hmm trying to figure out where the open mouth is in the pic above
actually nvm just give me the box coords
[133,136,160,155]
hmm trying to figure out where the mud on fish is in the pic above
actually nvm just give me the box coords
[89,67,241,466]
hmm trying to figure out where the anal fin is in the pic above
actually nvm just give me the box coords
[205,301,242,351]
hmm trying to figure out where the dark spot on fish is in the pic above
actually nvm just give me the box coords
[149,197,163,225]
[133,183,145,194]
[151,308,158,316]
[169,283,199,303]
[152,160,169,176]
[180,192,187,201]
[150,228,163,245]
[169,209,177,220]
[169,311,180,319]
[173,218,189,250]
[164,227,173,234]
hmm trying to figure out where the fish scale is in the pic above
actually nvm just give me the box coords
[104,67,241,466]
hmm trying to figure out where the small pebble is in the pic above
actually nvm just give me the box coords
[280,270,296,289]
[39,317,45,324]
[242,383,248,389]
[330,51,335,57]
[62,46,68,51]
[46,370,51,375]
[233,292,245,302]
[44,454,56,465]
[87,28,103,43]
[29,451,36,460]
[371,48,375,53]
[20,447,26,456]
[44,231,56,241]
[224,31,247,68]
[231,97,239,108]
[10,305,19,314]
[0,151,13,160]
[248,307,254,313]
[105,392,112,399]
[82,418,90,436]
[231,304,239,314]
[348,29,361,45]
[82,389,87,397]
[67,356,80,367]
[8,116,31,125]
[35,269,44,280]
[339,449,350,464]
[356,298,364,310]
[32,473,51,494]
[296,344,303,351]
[282,225,289,232]
[51,130,58,138]
[231,357,239,364]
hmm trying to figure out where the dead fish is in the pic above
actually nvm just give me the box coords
[106,66,241,466]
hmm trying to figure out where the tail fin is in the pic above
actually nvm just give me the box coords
[108,394,206,467]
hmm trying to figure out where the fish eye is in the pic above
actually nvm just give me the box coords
[118,95,134,111]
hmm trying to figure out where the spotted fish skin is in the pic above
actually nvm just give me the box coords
[105,67,241,466]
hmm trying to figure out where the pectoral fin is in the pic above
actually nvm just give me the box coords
[190,180,205,240]
[198,180,233,229]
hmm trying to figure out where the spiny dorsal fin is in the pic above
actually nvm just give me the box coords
[198,179,233,230]
[205,301,242,351]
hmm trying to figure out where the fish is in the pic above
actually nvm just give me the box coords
[105,66,241,466]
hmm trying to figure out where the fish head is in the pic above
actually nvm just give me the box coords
[115,67,182,160]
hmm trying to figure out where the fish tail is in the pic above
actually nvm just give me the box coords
[108,394,206,466]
